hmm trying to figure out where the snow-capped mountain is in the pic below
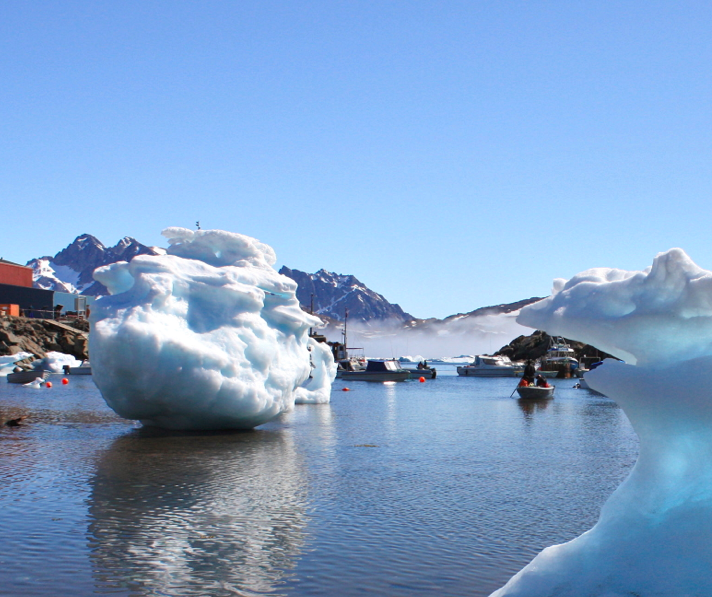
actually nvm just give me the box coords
[28,234,160,296]
[279,267,414,323]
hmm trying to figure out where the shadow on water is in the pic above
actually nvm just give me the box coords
[87,425,309,597]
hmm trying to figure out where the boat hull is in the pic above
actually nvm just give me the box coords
[7,370,50,384]
[406,368,436,379]
[338,371,411,382]
[516,385,555,399]
[68,366,92,375]
[457,367,516,377]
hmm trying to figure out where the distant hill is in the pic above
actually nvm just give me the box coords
[28,234,161,296]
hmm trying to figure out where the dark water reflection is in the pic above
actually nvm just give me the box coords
[0,369,639,597]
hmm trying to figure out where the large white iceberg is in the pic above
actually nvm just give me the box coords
[88,227,334,430]
[491,248,712,596]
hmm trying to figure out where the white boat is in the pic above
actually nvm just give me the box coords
[457,355,520,377]
[339,359,411,382]
[538,338,579,377]
[516,385,555,399]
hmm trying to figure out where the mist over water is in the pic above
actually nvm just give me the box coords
[323,312,531,359]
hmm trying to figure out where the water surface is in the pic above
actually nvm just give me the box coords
[0,369,638,596]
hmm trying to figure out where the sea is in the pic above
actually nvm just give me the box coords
[0,366,638,597]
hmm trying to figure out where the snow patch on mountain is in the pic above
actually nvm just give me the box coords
[27,234,160,296]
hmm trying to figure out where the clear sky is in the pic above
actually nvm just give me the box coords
[2,1,712,319]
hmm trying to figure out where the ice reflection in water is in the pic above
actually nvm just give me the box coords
[87,428,307,596]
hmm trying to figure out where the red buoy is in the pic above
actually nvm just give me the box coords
[419,377,426,383]
[342,387,351,392]
[45,381,52,388]
[62,378,69,385]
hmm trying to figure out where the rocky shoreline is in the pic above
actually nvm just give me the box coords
[496,329,614,364]
[0,316,89,362]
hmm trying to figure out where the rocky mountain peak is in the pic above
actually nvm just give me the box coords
[28,234,159,296]
[279,266,414,323]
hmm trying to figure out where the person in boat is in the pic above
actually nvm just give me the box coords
[535,374,550,388]
[521,359,536,385]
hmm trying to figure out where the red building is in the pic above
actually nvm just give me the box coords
[0,258,53,317]
[0,259,33,288]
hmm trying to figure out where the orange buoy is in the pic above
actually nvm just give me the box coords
[419,377,426,383]
[62,378,69,385]
[342,387,351,392]
[45,381,52,388]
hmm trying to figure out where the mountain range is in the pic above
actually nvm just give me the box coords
[28,234,161,296]
[27,234,542,326]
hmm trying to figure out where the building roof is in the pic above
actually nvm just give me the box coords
[0,258,28,268]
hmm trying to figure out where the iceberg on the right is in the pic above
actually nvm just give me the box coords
[492,248,712,596]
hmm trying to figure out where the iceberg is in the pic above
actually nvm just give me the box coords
[88,227,334,430]
[491,248,712,596]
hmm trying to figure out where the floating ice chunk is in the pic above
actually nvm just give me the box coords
[294,338,337,404]
[89,227,332,430]
[492,249,712,596]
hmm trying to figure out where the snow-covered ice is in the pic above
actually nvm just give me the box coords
[89,227,335,430]
[0,352,34,376]
[492,248,712,596]
[32,351,82,373]
[294,337,337,404]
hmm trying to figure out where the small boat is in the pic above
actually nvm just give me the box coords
[516,384,555,400]
[538,338,579,378]
[457,355,520,377]
[407,366,437,379]
[7,370,50,384]
[68,360,92,375]
[339,359,411,382]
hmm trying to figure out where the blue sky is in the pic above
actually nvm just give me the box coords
[2,1,712,319]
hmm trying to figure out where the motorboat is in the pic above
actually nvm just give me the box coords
[68,360,92,375]
[457,355,520,377]
[538,338,579,378]
[516,384,555,399]
[400,361,437,379]
[339,359,411,382]
[407,366,437,379]
[7,370,50,384]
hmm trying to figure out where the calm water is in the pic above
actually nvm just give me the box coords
[0,368,638,597]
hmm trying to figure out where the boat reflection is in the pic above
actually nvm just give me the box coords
[87,427,308,596]
[517,397,552,417]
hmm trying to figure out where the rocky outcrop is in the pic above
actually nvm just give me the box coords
[495,330,614,364]
[0,317,89,361]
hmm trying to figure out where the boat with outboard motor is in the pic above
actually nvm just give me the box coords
[516,384,555,399]
[339,359,411,382]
